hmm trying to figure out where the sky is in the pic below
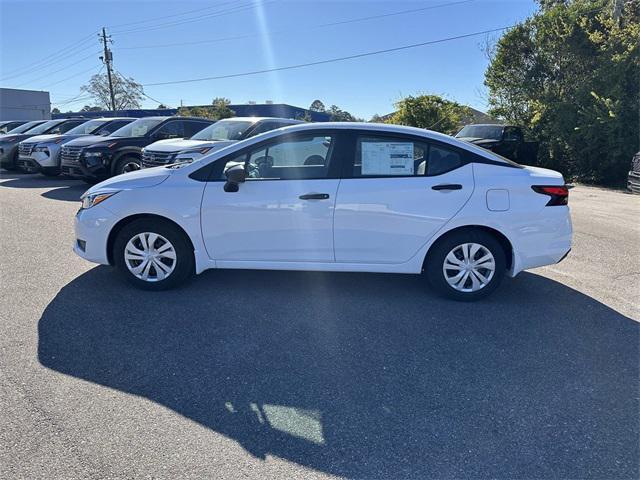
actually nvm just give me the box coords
[0,0,539,119]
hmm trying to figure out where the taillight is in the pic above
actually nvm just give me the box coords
[532,185,569,206]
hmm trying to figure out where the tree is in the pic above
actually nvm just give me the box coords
[51,107,60,114]
[80,105,102,112]
[386,95,470,134]
[156,104,168,109]
[80,72,144,110]
[327,104,359,122]
[485,0,639,185]
[309,99,326,112]
[177,97,235,120]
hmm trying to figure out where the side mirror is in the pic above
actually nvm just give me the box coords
[224,164,246,192]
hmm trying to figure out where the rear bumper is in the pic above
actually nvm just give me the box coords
[509,206,573,276]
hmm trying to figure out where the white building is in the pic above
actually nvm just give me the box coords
[0,88,51,120]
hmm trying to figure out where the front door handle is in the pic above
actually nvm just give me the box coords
[432,184,462,191]
[299,193,330,200]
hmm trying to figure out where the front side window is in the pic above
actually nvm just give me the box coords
[192,120,254,141]
[7,121,45,134]
[154,120,185,139]
[110,118,164,137]
[217,134,335,180]
[352,135,463,177]
[24,120,64,135]
[66,119,108,135]
[184,121,210,138]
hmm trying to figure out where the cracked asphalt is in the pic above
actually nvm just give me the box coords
[0,171,638,479]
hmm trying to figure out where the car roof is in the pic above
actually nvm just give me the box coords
[463,124,511,127]
[221,116,303,124]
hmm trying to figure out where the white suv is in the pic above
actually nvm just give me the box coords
[74,123,572,300]
[141,117,302,168]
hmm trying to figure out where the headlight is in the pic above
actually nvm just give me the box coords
[34,145,50,156]
[80,191,119,209]
[84,151,103,158]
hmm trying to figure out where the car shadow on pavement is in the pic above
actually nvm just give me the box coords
[37,268,639,479]
[0,173,87,201]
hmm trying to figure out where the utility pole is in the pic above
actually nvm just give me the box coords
[613,0,623,26]
[100,27,116,111]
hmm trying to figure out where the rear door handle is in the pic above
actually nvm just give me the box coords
[299,193,330,200]
[432,184,462,191]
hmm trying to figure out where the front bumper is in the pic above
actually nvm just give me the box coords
[74,204,118,265]
[17,156,42,173]
[628,171,640,194]
[62,153,111,179]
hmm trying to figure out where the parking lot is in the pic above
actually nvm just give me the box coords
[0,172,638,479]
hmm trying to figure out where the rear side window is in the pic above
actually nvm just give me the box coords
[351,135,463,177]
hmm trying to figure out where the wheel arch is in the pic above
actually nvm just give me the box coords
[106,213,194,265]
[423,224,514,271]
[110,149,142,175]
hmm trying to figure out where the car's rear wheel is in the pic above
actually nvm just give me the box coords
[113,218,194,290]
[426,230,506,301]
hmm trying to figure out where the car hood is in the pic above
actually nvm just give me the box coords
[0,133,31,143]
[22,134,62,145]
[457,137,498,145]
[63,135,107,147]
[146,139,236,153]
[87,167,171,194]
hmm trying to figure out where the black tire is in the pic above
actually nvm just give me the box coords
[114,156,141,176]
[425,229,506,301]
[41,167,60,177]
[113,218,195,291]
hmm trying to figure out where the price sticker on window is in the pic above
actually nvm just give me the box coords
[361,142,414,175]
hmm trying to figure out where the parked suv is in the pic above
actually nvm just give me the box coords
[0,120,28,134]
[61,116,213,183]
[141,117,303,168]
[17,117,133,176]
[455,124,538,164]
[628,151,640,194]
[0,118,86,171]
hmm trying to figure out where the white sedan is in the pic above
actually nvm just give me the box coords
[74,122,572,300]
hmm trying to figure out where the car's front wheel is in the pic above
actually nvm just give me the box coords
[115,156,141,175]
[113,218,194,290]
[425,230,506,301]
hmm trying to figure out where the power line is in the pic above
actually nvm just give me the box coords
[37,64,103,90]
[142,27,510,87]
[14,51,102,88]
[0,32,98,80]
[111,1,270,35]
[107,0,238,29]
[140,2,608,88]
[118,0,475,50]
[112,67,168,107]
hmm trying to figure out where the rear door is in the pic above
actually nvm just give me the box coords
[333,131,474,264]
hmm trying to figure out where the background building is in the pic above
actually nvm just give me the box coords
[0,88,51,120]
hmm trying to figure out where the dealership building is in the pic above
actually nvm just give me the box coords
[0,88,51,121]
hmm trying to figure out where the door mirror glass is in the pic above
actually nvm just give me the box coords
[224,164,246,192]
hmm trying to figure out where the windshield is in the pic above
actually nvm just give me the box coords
[110,118,164,137]
[191,120,254,141]
[20,120,64,135]
[6,121,43,134]
[66,119,109,135]
[456,125,504,140]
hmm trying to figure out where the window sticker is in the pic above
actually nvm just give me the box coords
[361,142,414,175]
[131,125,148,137]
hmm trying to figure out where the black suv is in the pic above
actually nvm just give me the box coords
[60,116,213,182]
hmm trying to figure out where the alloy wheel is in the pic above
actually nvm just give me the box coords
[124,232,176,282]
[442,242,495,292]
[121,161,141,173]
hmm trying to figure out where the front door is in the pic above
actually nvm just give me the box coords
[333,132,474,264]
[200,132,342,262]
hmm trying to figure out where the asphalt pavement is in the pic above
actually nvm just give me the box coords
[0,171,638,479]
